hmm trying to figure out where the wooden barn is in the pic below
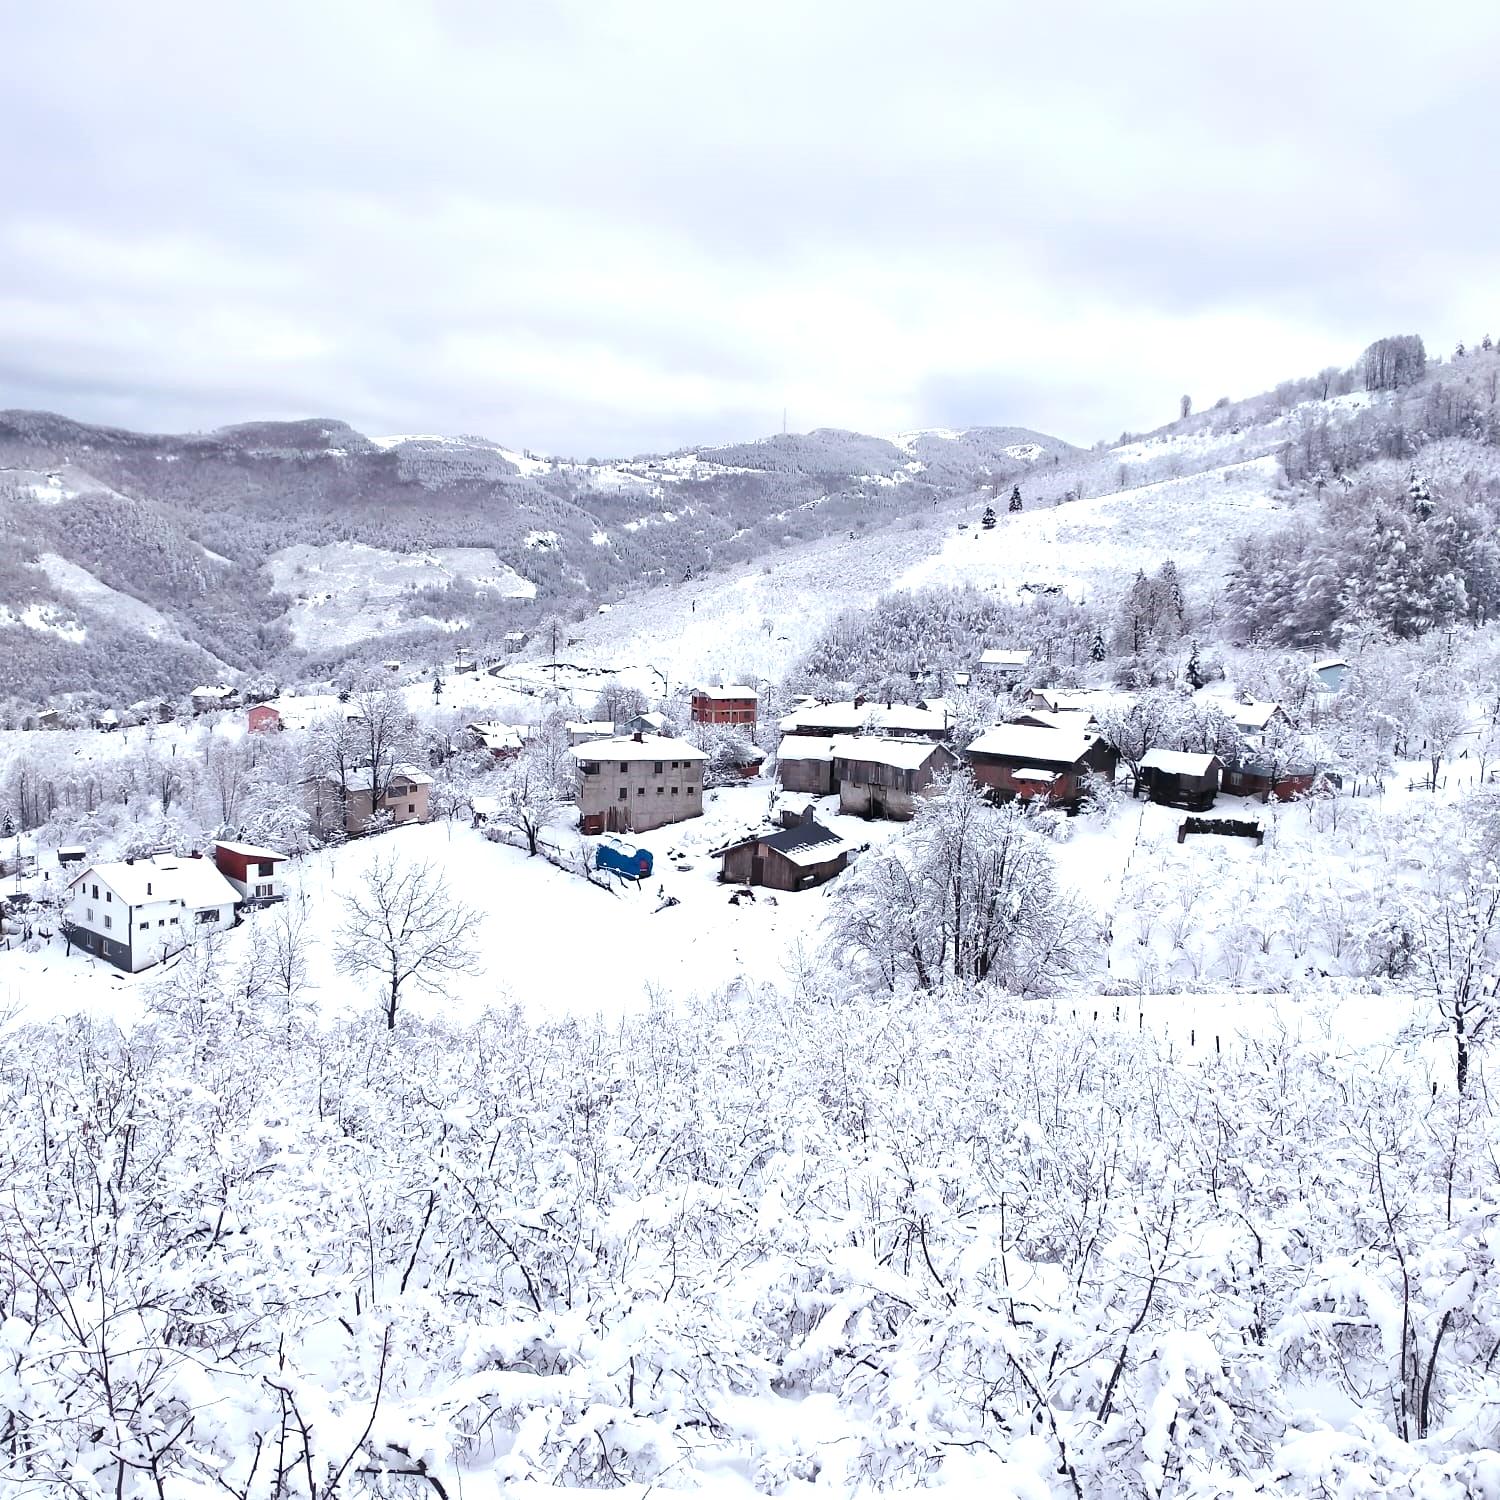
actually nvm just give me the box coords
[964,723,1117,809]
[716,817,849,891]
[831,737,958,820]
[247,704,283,734]
[1137,749,1223,810]
[776,738,839,794]
[1220,757,1320,803]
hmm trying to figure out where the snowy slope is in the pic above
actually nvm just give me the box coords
[265,542,537,650]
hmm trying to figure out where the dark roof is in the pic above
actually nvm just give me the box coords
[762,821,842,855]
[714,819,844,859]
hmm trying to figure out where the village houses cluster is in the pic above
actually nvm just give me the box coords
[14,647,1347,971]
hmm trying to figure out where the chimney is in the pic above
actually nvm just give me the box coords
[633,731,643,743]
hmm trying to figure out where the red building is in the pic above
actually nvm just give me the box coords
[212,841,288,903]
[691,684,759,726]
[246,705,283,733]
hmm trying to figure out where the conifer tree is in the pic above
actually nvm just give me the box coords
[1008,485,1023,513]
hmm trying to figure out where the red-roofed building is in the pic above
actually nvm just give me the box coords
[247,704,283,733]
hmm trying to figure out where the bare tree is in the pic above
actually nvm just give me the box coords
[1404,875,1500,1094]
[1179,393,1192,421]
[347,686,418,809]
[268,889,312,1008]
[1417,698,1473,790]
[334,854,481,1029]
[484,749,572,856]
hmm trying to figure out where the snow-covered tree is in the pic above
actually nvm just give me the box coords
[333,854,481,1029]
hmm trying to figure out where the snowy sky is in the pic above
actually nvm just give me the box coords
[3,1,1496,455]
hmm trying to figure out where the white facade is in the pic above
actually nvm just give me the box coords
[66,855,239,972]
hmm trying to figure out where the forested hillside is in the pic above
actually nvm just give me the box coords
[0,412,1075,701]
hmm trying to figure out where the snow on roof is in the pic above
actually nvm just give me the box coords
[1231,701,1283,729]
[214,841,288,861]
[1012,710,1085,732]
[831,735,950,772]
[471,723,526,751]
[1312,656,1348,672]
[339,762,435,792]
[1013,768,1060,782]
[71,854,239,910]
[779,701,948,735]
[776,738,838,763]
[571,735,708,764]
[694,684,758,700]
[567,720,616,734]
[966,723,1096,765]
[1140,748,1221,777]
[717,820,850,867]
[191,684,235,698]
[979,649,1033,668]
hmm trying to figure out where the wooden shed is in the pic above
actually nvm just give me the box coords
[1137,749,1223,811]
[1220,758,1320,803]
[716,819,850,891]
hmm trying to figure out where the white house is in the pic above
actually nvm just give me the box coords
[65,854,241,972]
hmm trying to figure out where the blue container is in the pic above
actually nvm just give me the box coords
[594,837,653,879]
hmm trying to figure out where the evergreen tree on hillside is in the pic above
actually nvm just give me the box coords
[1408,470,1434,520]
[1186,640,1205,690]
[1008,485,1023,513]
[982,506,997,530]
[1089,629,1106,663]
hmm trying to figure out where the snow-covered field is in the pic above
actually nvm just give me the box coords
[265,541,536,649]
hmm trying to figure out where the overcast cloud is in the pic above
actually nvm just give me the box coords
[2,1,1496,455]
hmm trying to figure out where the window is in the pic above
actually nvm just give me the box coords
[638,787,645,796]
[671,786,679,796]
[653,761,663,774]
[145,882,152,896]
[91,884,98,898]
[255,883,273,898]
[657,786,665,795]
[620,761,629,772]
[158,920,166,927]
[257,861,272,876]
[581,761,599,775]
[105,891,112,903]
[408,803,415,814]
[170,916,179,925]
[196,909,217,924]
[619,788,628,800]
[103,915,112,930]
[138,922,149,932]
[86,907,94,922]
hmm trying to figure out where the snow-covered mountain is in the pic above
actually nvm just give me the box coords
[0,409,1078,702]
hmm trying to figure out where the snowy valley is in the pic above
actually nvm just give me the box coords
[4,336,1500,1497]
